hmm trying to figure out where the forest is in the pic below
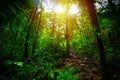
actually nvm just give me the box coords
[0,0,120,80]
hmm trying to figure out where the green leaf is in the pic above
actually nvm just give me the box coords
[49,71,54,78]
[14,61,23,67]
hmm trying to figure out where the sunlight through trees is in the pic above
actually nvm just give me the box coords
[69,4,79,15]
[0,0,120,80]
[54,4,64,13]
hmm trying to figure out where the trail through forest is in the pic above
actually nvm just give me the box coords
[0,0,120,80]
[63,49,100,80]
[58,48,119,80]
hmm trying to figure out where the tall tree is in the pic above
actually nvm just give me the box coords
[32,1,42,55]
[85,0,109,80]
[66,1,69,56]
[52,12,56,36]
[23,7,37,61]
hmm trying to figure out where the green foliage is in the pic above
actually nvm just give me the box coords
[21,50,63,79]
[5,60,23,67]
[48,66,78,80]
[0,0,120,80]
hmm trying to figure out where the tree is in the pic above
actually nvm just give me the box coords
[85,0,109,80]
[107,0,116,13]
[66,1,69,56]
[32,1,43,55]
[23,6,37,61]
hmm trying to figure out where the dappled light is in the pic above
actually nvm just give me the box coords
[0,0,120,80]
[54,4,64,13]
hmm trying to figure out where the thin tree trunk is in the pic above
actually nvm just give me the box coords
[66,2,69,56]
[85,0,109,80]
[52,12,55,36]
[23,7,37,61]
[32,3,42,54]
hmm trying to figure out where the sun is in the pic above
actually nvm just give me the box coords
[54,4,64,13]
[42,1,79,15]
[69,4,79,15]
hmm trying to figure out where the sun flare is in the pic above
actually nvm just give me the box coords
[42,1,79,15]
[54,4,64,13]
[69,4,79,15]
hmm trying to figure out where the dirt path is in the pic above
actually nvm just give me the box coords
[64,49,100,80]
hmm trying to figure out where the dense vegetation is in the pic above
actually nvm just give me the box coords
[0,0,120,80]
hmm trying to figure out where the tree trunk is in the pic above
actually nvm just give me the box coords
[108,0,113,6]
[108,0,116,12]
[85,0,109,80]
[66,2,69,56]
[23,7,37,61]
[52,12,56,36]
[32,3,42,55]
